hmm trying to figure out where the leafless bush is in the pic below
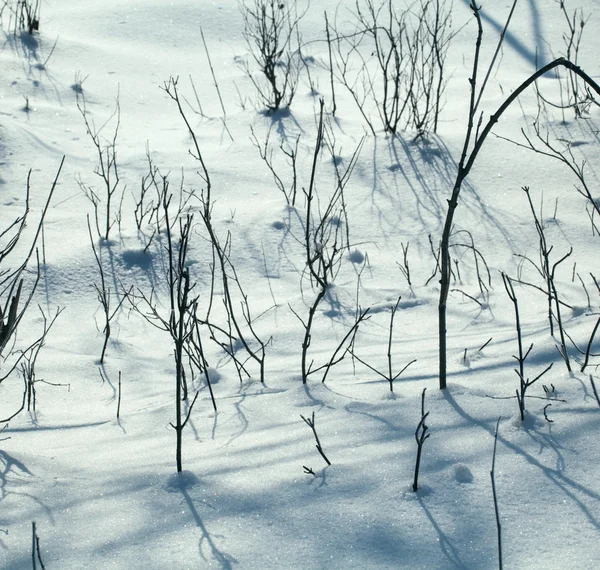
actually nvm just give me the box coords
[350,297,416,392]
[450,229,492,310]
[502,273,553,421]
[76,91,125,241]
[127,208,206,473]
[288,99,369,384]
[513,186,572,372]
[0,0,40,34]
[133,145,163,235]
[508,116,600,233]
[426,229,488,305]
[20,306,64,413]
[535,0,593,120]
[163,77,269,383]
[580,275,600,373]
[330,0,455,136]
[1,158,64,423]
[250,126,299,206]
[133,144,194,251]
[238,0,306,112]
[87,217,130,364]
[2,306,64,424]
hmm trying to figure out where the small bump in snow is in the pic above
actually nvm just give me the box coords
[453,463,474,483]
[166,470,200,490]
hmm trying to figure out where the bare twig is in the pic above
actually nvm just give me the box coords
[412,387,430,492]
[301,411,331,466]
[490,417,502,570]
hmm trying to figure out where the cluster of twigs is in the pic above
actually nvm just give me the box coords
[76,92,124,242]
[0,0,40,34]
[1,157,64,423]
[285,99,370,384]
[502,274,553,421]
[239,0,306,112]
[326,0,456,136]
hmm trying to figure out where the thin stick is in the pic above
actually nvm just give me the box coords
[412,388,430,492]
[200,26,227,119]
[31,521,46,570]
[491,417,503,570]
[117,370,122,419]
[581,317,600,373]
[41,35,60,68]
[324,11,337,116]
[41,221,46,265]
[188,75,205,117]
[301,411,331,466]
[388,298,400,382]
[474,0,518,113]
[32,521,36,570]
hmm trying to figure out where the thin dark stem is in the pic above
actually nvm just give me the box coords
[301,411,331,466]
[581,317,600,372]
[413,387,430,492]
[490,417,503,570]
[439,50,600,388]
[325,11,337,116]
[117,371,122,419]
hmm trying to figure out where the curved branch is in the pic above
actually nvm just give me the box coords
[438,57,600,390]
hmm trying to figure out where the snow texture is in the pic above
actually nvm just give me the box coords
[1,1,600,568]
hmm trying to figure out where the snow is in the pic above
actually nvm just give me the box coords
[2,0,600,568]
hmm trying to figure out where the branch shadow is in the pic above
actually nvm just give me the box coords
[0,450,54,523]
[177,483,237,570]
[2,30,63,106]
[460,0,549,68]
[267,107,306,142]
[443,390,600,530]
[417,494,469,570]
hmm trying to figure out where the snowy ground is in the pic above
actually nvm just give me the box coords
[1,0,600,568]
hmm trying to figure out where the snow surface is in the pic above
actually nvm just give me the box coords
[1,0,600,568]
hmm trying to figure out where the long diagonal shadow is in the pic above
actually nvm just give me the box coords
[179,487,237,569]
[443,391,600,529]
[418,495,469,570]
[460,0,549,69]
[0,450,54,523]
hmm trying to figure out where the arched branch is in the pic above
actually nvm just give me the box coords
[438,56,600,390]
